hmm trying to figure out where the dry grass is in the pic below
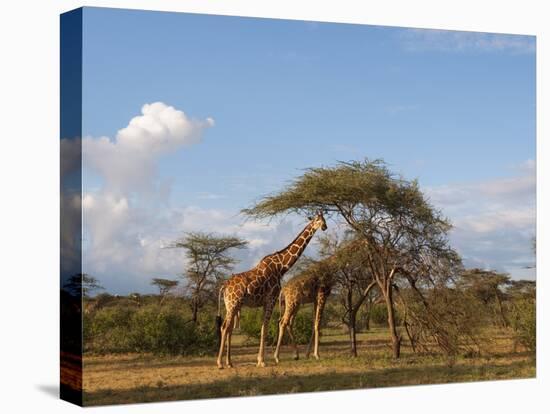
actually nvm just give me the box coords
[82,327,535,406]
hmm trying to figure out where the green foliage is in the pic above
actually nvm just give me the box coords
[151,278,179,296]
[291,309,315,344]
[322,302,341,328]
[167,232,248,321]
[84,302,217,355]
[242,159,450,242]
[239,307,313,346]
[369,304,389,327]
[511,299,536,353]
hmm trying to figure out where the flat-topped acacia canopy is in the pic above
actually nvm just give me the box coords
[243,159,450,249]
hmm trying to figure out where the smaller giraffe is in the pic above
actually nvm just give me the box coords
[274,263,334,363]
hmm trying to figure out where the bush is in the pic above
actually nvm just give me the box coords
[369,304,389,327]
[84,303,217,355]
[400,287,485,356]
[511,299,536,353]
[322,302,341,328]
[239,307,313,346]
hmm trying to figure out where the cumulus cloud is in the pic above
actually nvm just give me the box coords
[426,162,536,278]
[81,103,217,292]
[83,102,214,197]
[400,29,535,54]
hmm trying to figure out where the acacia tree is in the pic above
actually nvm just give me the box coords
[151,278,179,305]
[317,233,376,356]
[168,232,247,323]
[459,269,511,328]
[64,273,104,298]
[244,159,453,358]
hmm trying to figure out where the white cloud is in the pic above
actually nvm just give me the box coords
[426,162,536,278]
[83,102,214,197]
[400,29,535,54]
[81,102,217,292]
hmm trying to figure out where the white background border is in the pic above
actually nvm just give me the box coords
[0,1,547,412]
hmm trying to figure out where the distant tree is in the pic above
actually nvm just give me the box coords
[63,273,104,298]
[244,159,453,358]
[507,279,536,300]
[84,292,116,314]
[151,278,179,305]
[459,269,511,328]
[168,232,248,323]
[128,292,142,306]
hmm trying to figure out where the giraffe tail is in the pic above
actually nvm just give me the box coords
[215,285,225,345]
[217,285,225,318]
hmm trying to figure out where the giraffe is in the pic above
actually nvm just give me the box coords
[274,237,382,362]
[216,212,327,369]
[274,259,334,363]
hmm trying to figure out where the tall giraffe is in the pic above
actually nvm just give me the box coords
[274,259,334,363]
[216,212,327,369]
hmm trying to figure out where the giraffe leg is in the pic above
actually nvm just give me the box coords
[216,308,236,369]
[305,302,317,359]
[233,310,240,330]
[257,301,275,367]
[286,315,300,360]
[274,314,289,364]
[226,313,236,368]
[313,296,326,360]
[274,304,296,363]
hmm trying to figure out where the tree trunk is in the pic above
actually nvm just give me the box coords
[364,300,372,331]
[384,284,401,359]
[349,308,358,357]
[403,320,417,353]
[345,288,358,357]
[191,300,199,323]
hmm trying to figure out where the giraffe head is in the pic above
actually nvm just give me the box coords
[309,211,327,232]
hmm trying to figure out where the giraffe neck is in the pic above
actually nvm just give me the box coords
[277,221,317,273]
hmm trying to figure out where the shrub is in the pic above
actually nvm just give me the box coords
[84,303,217,355]
[239,307,313,346]
[322,302,341,328]
[399,287,485,356]
[369,304,389,327]
[511,299,536,353]
[291,309,314,344]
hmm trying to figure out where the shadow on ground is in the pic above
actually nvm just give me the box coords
[83,359,533,406]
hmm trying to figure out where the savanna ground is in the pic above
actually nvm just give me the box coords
[82,326,535,406]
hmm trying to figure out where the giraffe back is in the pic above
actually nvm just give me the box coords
[222,268,281,309]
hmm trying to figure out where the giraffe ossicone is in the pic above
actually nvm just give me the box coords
[216,212,327,369]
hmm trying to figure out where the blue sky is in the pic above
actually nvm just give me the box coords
[78,7,536,294]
